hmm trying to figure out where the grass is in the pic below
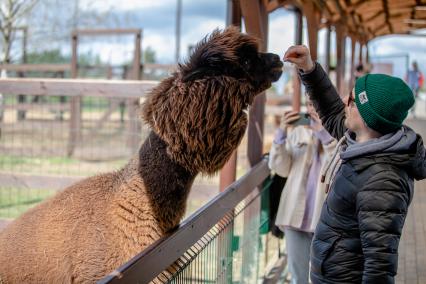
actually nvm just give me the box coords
[0,187,57,219]
[0,154,127,176]
[0,155,76,167]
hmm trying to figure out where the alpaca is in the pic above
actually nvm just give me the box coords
[0,26,283,283]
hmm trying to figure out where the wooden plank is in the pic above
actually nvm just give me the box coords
[0,78,158,98]
[2,103,69,112]
[72,28,142,36]
[241,0,268,166]
[143,63,177,71]
[0,64,71,72]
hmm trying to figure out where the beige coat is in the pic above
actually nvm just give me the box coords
[268,126,336,232]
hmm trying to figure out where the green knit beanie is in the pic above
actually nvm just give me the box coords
[354,73,415,134]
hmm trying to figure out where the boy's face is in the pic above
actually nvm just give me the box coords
[344,89,366,133]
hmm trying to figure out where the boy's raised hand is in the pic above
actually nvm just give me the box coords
[283,45,315,73]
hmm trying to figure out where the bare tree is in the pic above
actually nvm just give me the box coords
[0,0,38,64]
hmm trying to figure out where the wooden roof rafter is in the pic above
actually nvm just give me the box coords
[263,0,426,43]
[382,0,394,34]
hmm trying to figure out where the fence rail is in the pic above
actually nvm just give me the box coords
[0,78,158,98]
[99,159,276,284]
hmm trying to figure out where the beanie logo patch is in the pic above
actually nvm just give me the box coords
[359,91,368,104]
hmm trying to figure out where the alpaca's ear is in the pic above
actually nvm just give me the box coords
[182,67,221,83]
[182,68,209,82]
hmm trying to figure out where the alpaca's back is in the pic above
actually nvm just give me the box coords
[0,171,135,283]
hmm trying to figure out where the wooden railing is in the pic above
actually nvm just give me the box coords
[98,159,285,284]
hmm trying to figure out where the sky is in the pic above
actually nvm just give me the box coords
[27,0,426,82]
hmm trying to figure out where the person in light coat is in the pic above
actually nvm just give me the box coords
[268,98,336,284]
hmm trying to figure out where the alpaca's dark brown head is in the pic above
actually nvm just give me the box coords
[142,27,282,175]
[181,27,283,92]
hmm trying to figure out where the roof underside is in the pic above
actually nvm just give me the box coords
[265,0,426,42]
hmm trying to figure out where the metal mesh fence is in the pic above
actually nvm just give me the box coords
[0,93,146,219]
[150,177,285,284]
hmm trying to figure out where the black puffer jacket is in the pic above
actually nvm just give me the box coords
[300,63,426,283]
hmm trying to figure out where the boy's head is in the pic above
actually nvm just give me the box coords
[353,74,414,134]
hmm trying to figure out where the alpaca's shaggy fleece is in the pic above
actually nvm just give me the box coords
[0,26,282,283]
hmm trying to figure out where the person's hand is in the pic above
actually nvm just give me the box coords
[309,111,323,132]
[283,45,315,73]
[280,110,301,134]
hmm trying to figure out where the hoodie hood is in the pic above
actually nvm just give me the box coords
[340,126,426,180]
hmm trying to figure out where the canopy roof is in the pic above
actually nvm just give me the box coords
[266,0,426,42]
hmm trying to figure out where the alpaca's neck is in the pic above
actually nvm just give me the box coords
[138,131,197,229]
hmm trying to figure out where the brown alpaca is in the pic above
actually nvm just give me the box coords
[0,26,282,283]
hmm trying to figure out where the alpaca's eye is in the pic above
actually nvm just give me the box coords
[243,59,251,68]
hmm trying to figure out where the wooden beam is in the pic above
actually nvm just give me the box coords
[2,103,70,111]
[347,0,368,13]
[383,0,394,34]
[364,10,384,24]
[0,64,71,72]
[241,0,268,166]
[265,0,281,12]
[373,21,388,34]
[0,78,158,98]
[72,28,142,36]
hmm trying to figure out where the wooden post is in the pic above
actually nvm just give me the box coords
[350,36,356,88]
[17,27,28,121]
[325,26,331,74]
[292,8,303,112]
[127,30,143,155]
[304,1,319,61]
[335,23,346,95]
[67,32,81,157]
[241,0,268,167]
[358,42,363,66]
[220,0,241,193]
[240,1,267,281]
[365,42,369,64]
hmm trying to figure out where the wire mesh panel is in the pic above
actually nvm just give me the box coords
[0,90,147,220]
[145,176,284,284]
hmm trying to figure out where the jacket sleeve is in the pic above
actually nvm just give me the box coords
[268,140,292,178]
[268,130,295,178]
[299,62,347,140]
[322,138,337,158]
[356,171,411,283]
